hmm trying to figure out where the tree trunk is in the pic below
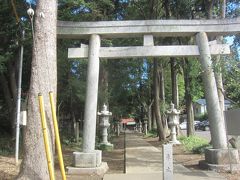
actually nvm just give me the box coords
[148,105,152,131]
[0,73,14,131]
[170,57,179,108]
[152,105,157,130]
[0,55,18,136]
[159,62,165,104]
[153,59,165,141]
[187,99,195,136]
[159,62,168,134]
[163,0,171,18]
[214,0,226,115]
[8,61,17,103]
[99,59,109,107]
[0,73,13,111]
[205,0,214,19]
[0,72,16,136]
[183,59,195,136]
[18,1,57,179]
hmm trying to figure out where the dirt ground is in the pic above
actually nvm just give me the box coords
[102,134,125,174]
[0,134,240,180]
[0,155,20,180]
[0,134,125,180]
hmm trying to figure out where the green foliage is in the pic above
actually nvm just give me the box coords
[195,113,208,121]
[58,0,115,21]
[187,59,204,102]
[57,0,118,123]
[0,137,15,156]
[98,144,114,151]
[107,56,151,117]
[178,135,211,154]
[178,76,185,104]
[0,1,33,132]
[223,47,240,105]
[144,129,158,138]
[227,0,240,18]
[62,136,82,151]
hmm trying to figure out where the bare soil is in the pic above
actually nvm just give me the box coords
[102,134,125,174]
[0,155,20,180]
[0,135,125,180]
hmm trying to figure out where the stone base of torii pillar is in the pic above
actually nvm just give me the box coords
[199,149,240,171]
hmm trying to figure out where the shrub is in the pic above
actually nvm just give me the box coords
[0,137,15,156]
[178,135,211,154]
[144,129,158,138]
[195,113,208,121]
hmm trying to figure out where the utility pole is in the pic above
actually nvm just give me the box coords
[15,29,25,165]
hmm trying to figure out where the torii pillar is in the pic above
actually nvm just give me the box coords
[67,34,108,177]
[196,32,239,169]
[83,34,100,152]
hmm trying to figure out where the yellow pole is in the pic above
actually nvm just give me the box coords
[49,92,66,180]
[38,93,55,180]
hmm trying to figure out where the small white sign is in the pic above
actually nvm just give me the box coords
[163,144,173,180]
[20,111,27,126]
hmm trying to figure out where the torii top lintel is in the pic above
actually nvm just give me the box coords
[57,18,240,39]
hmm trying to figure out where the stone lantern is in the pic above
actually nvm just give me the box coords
[98,104,113,149]
[143,116,148,135]
[167,103,181,144]
[138,121,142,133]
[116,121,120,137]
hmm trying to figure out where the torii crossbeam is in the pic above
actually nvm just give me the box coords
[57,18,240,38]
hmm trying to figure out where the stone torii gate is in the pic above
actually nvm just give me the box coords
[57,18,240,175]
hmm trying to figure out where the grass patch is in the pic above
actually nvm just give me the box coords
[61,136,82,151]
[178,135,211,154]
[144,129,158,138]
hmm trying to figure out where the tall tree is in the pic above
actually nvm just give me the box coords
[170,58,179,107]
[214,0,226,116]
[18,0,57,179]
[153,59,166,140]
[99,60,109,107]
[183,58,195,136]
[0,0,23,135]
[221,0,240,104]
[204,0,226,121]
